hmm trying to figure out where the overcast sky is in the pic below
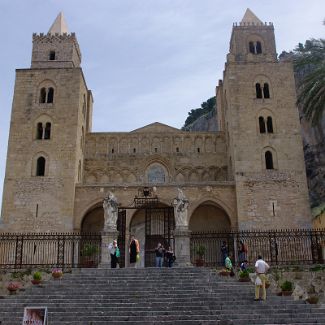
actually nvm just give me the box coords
[0,0,324,212]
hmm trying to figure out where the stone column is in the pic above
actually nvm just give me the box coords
[174,226,192,266]
[100,229,119,268]
[101,191,119,268]
[173,188,191,266]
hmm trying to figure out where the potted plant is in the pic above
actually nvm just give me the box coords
[31,271,42,285]
[280,280,293,296]
[7,281,20,294]
[219,268,230,276]
[52,268,63,279]
[81,243,99,267]
[306,295,319,304]
[195,245,206,267]
[238,269,250,282]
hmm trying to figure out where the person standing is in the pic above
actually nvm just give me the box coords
[220,241,228,265]
[238,240,248,264]
[108,239,119,269]
[129,235,140,267]
[155,243,165,267]
[165,246,175,267]
[254,255,270,301]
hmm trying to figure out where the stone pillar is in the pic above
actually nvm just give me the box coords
[174,226,192,267]
[100,230,119,268]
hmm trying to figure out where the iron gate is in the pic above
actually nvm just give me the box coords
[145,207,175,267]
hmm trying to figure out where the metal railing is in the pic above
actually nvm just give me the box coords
[190,229,325,267]
[0,232,101,269]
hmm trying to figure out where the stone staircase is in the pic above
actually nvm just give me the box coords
[0,267,325,324]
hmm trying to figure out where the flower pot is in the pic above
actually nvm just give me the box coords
[52,273,62,279]
[239,277,250,282]
[282,290,292,296]
[31,279,41,285]
[306,296,319,304]
[265,283,270,289]
[219,270,230,276]
[195,259,204,267]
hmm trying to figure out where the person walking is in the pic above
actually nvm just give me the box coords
[155,243,165,267]
[108,239,119,269]
[254,255,270,301]
[129,235,140,268]
[165,246,175,267]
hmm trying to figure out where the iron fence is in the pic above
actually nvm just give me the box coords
[190,229,325,267]
[0,232,101,269]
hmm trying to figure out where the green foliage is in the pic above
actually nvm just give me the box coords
[239,269,249,278]
[294,38,325,125]
[281,280,293,292]
[310,265,325,272]
[183,96,216,129]
[196,245,206,258]
[82,243,99,257]
[33,271,42,281]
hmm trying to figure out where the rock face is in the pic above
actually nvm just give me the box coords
[279,51,325,209]
[184,110,218,132]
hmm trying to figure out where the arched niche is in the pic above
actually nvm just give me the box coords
[81,206,104,232]
[189,201,231,232]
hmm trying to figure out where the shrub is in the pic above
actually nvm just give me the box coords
[281,280,293,292]
[239,269,249,278]
[196,245,206,258]
[82,244,99,257]
[33,271,42,281]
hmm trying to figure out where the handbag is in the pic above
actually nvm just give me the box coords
[136,253,140,262]
[255,276,262,286]
[115,247,120,258]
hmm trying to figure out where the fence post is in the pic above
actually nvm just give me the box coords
[14,234,23,269]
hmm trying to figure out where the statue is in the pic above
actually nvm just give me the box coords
[173,188,189,227]
[103,191,118,231]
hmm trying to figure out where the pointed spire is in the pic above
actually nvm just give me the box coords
[48,12,69,35]
[241,8,262,24]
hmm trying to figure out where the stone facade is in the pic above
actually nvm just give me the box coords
[0,10,312,239]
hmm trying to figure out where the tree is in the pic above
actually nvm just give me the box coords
[183,96,216,129]
[294,38,325,125]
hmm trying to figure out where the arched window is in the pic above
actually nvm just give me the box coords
[267,117,273,133]
[263,83,270,98]
[49,51,56,60]
[147,164,166,184]
[256,83,262,99]
[36,157,46,176]
[265,151,274,170]
[39,88,46,103]
[44,123,51,139]
[256,41,262,54]
[47,88,54,103]
[259,117,266,133]
[36,123,43,139]
[249,41,255,54]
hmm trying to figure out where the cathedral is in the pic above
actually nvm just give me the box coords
[0,9,312,265]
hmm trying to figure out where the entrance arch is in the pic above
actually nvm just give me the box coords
[129,203,175,267]
[189,201,232,266]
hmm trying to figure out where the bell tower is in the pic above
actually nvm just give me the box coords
[1,13,93,232]
[217,9,312,229]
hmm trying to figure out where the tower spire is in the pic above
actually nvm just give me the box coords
[241,8,262,24]
[48,12,69,35]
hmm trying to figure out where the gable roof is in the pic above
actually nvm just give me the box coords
[131,122,180,133]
